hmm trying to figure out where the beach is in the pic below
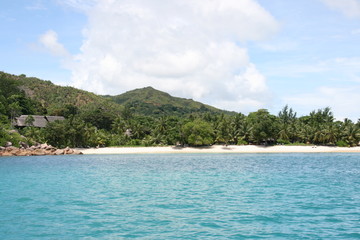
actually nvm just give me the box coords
[79,145,360,154]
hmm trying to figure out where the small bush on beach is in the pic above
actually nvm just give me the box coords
[277,139,290,145]
[336,140,349,147]
[237,139,248,145]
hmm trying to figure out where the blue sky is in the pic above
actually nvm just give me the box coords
[1,0,360,120]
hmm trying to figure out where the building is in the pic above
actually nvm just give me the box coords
[13,115,65,128]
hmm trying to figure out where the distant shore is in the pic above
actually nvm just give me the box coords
[78,145,360,154]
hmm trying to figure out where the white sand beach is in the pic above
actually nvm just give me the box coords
[79,145,360,154]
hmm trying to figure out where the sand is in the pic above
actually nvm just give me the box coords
[79,145,360,154]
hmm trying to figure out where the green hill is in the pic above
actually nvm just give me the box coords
[1,72,122,116]
[105,86,234,116]
[1,72,233,117]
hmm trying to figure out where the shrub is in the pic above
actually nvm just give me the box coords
[237,139,248,145]
[277,139,290,145]
[336,140,349,147]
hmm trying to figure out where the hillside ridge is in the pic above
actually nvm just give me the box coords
[1,72,233,117]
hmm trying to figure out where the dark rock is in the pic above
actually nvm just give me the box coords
[19,141,29,149]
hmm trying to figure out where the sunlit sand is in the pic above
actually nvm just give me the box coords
[79,145,360,154]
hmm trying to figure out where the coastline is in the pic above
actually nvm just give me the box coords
[78,145,360,154]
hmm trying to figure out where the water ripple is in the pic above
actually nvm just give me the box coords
[0,153,359,239]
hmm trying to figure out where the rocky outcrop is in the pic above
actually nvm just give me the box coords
[0,143,82,157]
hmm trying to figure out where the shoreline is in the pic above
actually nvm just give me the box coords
[78,145,360,155]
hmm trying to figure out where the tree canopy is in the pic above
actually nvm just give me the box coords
[0,72,359,148]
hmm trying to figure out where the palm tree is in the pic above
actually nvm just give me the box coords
[278,105,297,143]
[343,124,360,147]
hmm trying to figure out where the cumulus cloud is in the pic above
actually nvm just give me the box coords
[39,30,70,57]
[54,0,279,112]
[284,86,360,121]
[321,0,360,18]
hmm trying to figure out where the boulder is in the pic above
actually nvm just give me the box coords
[65,148,74,155]
[6,147,19,155]
[32,149,46,156]
[0,144,82,157]
[19,141,29,149]
[54,149,64,155]
[1,151,13,156]
[72,149,83,155]
[17,150,31,156]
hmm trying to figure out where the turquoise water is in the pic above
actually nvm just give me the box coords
[0,153,359,239]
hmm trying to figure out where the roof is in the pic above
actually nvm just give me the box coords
[13,115,65,128]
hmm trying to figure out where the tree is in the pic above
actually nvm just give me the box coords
[182,119,214,146]
[215,116,231,145]
[8,101,21,128]
[25,115,35,126]
[278,105,297,143]
[247,109,278,145]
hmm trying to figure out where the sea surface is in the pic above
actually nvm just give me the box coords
[0,153,359,239]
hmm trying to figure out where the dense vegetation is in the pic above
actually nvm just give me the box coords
[105,86,235,116]
[1,72,359,148]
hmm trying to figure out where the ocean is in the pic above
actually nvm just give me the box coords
[0,153,359,239]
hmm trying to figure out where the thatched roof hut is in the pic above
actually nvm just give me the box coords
[13,115,65,128]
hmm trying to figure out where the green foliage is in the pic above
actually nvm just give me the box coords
[44,117,109,148]
[0,127,8,147]
[336,140,349,147]
[106,87,235,117]
[237,139,248,145]
[20,127,45,145]
[277,139,291,145]
[0,129,27,147]
[182,119,214,146]
[247,109,279,144]
[0,71,359,149]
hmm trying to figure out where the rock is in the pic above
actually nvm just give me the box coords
[17,150,31,156]
[33,143,41,149]
[1,151,13,156]
[19,141,29,149]
[6,147,19,155]
[72,149,83,155]
[32,149,46,156]
[54,149,64,155]
[5,142,12,147]
[46,145,55,151]
[0,144,82,157]
[40,143,48,149]
[65,148,74,154]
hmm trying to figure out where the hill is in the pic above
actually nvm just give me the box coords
[1,72,122,116]
[105,87,234,116]
[1,72,233,117]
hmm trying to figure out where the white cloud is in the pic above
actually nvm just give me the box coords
[284,86,360,121]
[26,0,47,11]
[52,0,279,112]
[321,0,360,18]
[56,0,97,12]
[39,30,70,57]
[258,40,298,52]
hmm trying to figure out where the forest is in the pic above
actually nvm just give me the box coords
[1,72,359,148]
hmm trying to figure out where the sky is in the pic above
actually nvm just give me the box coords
[1,0,360,120]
